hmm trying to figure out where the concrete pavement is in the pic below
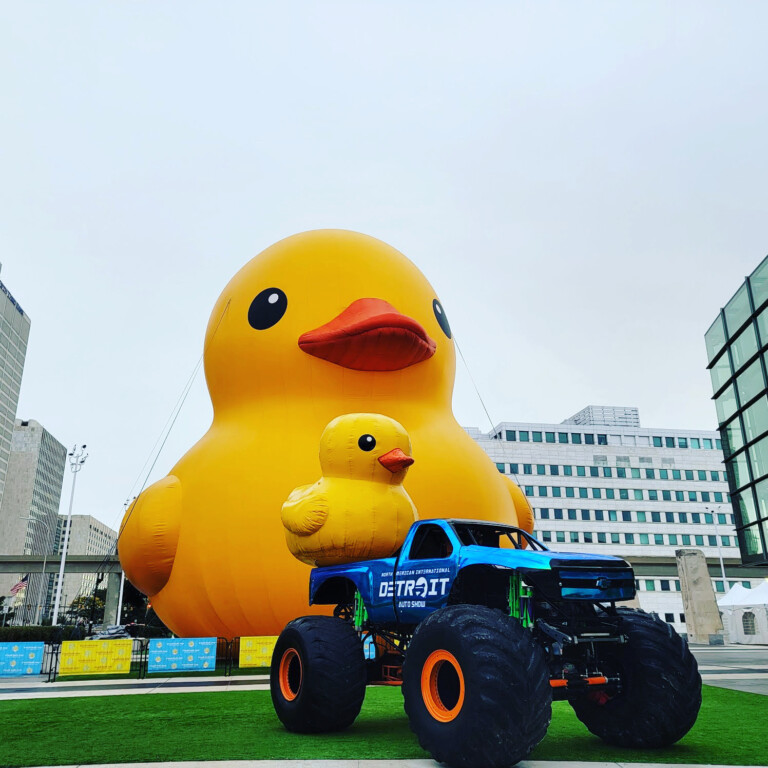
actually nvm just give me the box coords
[691,644,768,695]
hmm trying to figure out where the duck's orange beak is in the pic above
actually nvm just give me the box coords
[298,298,436,371]
[378,448,415,473]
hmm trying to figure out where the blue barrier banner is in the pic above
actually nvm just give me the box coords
[147,638,216,673]
[0,642,45,677]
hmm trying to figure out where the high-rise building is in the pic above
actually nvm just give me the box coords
[50,515,118,616]
[0,270,31,510]
[706,254,768,566]
[0,419,66,622]
[470,406,766,636]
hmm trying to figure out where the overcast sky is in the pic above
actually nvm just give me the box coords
[2,2,767,532]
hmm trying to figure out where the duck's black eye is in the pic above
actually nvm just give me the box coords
[433,299,452,339]
[248,288,287,330]
[358,434,376,452]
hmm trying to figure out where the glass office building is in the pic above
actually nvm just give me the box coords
[706,255,768,565]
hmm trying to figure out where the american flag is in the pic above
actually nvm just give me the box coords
[10,575,28,596]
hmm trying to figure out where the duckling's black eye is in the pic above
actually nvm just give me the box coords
[248,288,287,330]
[358,434,376,451]
[433,299,452,339]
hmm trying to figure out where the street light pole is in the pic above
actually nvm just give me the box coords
[21,515,51,626]
[52,444,88,626]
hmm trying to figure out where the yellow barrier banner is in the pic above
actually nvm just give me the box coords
[59,639,132,676]
[239,636,277,668]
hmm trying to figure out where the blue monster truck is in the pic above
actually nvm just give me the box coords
[270,519,701,768]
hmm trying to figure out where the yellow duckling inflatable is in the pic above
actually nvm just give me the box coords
[282,413,417,567]
[119,229,533,638]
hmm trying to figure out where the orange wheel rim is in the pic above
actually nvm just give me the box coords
[278,648,302,701]
[421,649,465,722]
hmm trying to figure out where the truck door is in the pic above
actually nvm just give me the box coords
[394,523,458,624]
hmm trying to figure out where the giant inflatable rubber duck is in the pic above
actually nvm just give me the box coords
[119,230,533,637]
[282,413,417,566]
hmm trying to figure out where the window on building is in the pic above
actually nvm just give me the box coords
[625,533,635,544]
[603,467,612,478]
[537,464,546,475]
[672,469,682,480]
[679,437,688,448]
[691,438,701,449]
[710,471,720,481]
[590,466,599,477]
[545,432,555,443]
[592,488,601,498]
[669,534,678,545]
[570,532,579,543]
[682,534,691,545]
[722,536,731,546]
[665,613,675,623]
[572,433,582,444]
[581,510,591,521]
[716,439,723,449]
[688,491,697,502]
[695,535,704,546]
[595,510,605,521]
[714,492,724,502]
[550,465,559,475]
[645,580,656,591]
[556,531,565,543]
[637,511,647,522]
[631,468,641,479]
[598,434,607,445]
[552,487,562,497]
[684,470,693,481]
[651,511,661,522]
[525,485,534,495]
[584,532,593,543]
[676,491,685,501]
[640,533,649,545]
[611,533,620,544]
[496,463,505,473]
[704,513,713,524]
[524,464,532,474]
[679,512,688,523]
[617,467,627,478]
[645,468,655,479]
[585,434,595,445]
[538,487,548,497]
[579,488,588,498]
[662,490,672,501]
[653,436,663,447]
[704,438,713,449]
[520,431,529,442]
[660,580,671,591]
[702,491,711,502]
[691,514,700,525]
[697,470,707,481]
[505,430,516,441]
[742,612,756,635]
[554,509,564,520]
[510,463,519,474]
[717,513,727,525]
[565,487,575,498]
[533,431,542,442]
[609,510,618,521]
[542,531,552,542]
[568,509,577,520]
[577,466,586,476]
[714,580,725,593]
[634,490,643,500]
[655,534,664,545]
[540,509,550,519]
[649,490,658,500]
[597,532,607,543]
[620,489,629,499]
[606,489,616,499]
[622,510,631,522]
[660,469,669,479]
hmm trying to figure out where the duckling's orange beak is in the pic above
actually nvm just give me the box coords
[298,298,436,371]
[378,448,415,473]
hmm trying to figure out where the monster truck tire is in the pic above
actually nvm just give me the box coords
[570,608,702,748]
[270,615,366,733]
[402,604,551,768]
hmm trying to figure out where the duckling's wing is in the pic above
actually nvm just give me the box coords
[502,475,534,536]
[119,475,182,596]
[281,482,328,536]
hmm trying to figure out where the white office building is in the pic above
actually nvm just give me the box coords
[469,406,766,636]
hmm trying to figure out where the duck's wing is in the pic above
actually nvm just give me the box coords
[281,482,329,536]
[501,475,534,537]
[119,475,182,596]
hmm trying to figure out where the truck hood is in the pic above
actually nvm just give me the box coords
[458,545,631,571]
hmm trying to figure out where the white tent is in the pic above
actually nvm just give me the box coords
[717,582,768,645]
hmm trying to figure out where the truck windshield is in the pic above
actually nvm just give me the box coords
[451,522,548,551]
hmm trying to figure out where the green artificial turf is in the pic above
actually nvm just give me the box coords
[0,685,765,767]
